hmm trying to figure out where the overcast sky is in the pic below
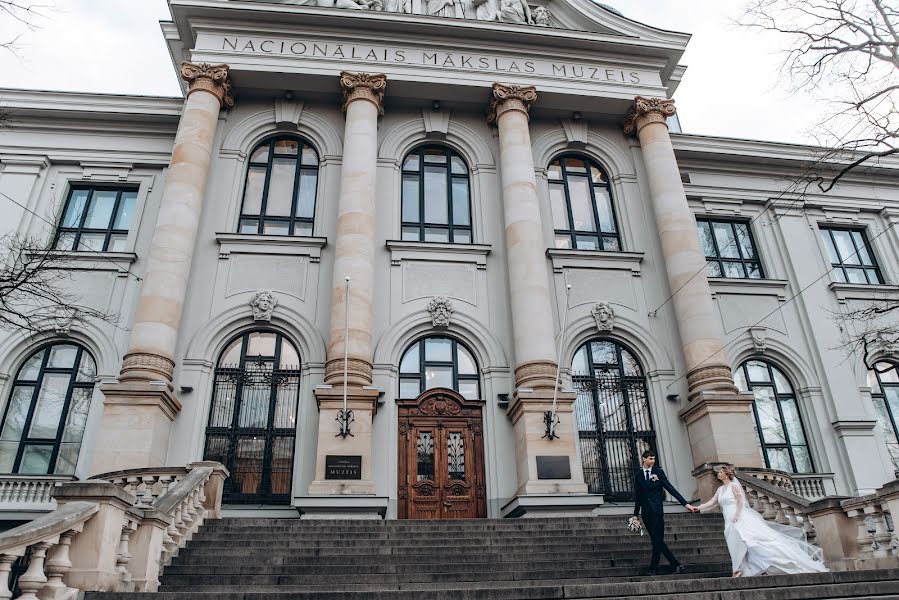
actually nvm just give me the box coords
[0,0,823,144]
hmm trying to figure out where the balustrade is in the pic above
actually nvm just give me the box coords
[0,462,227,597]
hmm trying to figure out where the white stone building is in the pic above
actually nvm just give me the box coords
[0,0,898,521]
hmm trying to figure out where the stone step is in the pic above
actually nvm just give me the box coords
[170,546,726,566]
[85,569,899,600]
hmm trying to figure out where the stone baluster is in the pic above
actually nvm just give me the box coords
[116,521,136,586]
[870,506,892,558]
[95,62,234,474]
[0,554,17,599]
[309,72,387,498]
[42,529,80,598]
[624,96,761,499]
[17,541,53,600]
[850,509,875,560]
[488,82,588,499]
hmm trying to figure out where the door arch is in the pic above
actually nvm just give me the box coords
[397,388,486,519]
[572,338,656,502]
[203,330,301,505]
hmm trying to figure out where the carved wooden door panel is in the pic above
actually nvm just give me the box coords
[398,389,486,519]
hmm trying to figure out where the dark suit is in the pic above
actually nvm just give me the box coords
[633,466,689,570]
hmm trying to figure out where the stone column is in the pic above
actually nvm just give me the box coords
[624,97,761,498]
[93,63,234,474]
[308,72,386,500]
[489,83,591,505]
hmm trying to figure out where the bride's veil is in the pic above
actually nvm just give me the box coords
[733,477,825,563]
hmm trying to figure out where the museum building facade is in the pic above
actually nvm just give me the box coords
[1,0,898,519]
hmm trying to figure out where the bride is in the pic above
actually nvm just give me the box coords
[697,465,828,577]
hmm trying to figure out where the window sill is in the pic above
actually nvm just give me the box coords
[386,240,492,267]
[828,282,899,303]
[545,248,644,276]
[36,251,138,276]
[709,278,789,300]
[216,232,328,259]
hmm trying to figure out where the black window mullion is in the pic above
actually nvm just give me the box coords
[559,159,577,248]
[288,150,303,236]
[47,347,81,474]
[766,363,797,472]
[445,148,454,242]
[256,143,277,234]
[13,347,52,472]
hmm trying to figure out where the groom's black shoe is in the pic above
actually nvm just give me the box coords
[673,565,686,575]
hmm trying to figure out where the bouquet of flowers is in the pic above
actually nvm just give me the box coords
[627,515,644,536]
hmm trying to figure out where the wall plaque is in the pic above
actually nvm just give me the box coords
[325,455,362,480]
[536,456,571,480]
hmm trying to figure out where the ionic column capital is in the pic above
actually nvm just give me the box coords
[180,62,235,108]
[487,82,537,125]
[340,71,387,115]
[623,96,676,136]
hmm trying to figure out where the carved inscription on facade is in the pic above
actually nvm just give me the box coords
[205,36,652,85]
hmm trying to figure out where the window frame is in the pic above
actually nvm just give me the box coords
[819,226,884,285]
[0,342,96,475]
[54,185,139,253]
[398,337,480,400]
[238,135,320,237]
[868,361,899,472]
[737,359,814,474]
[548,153,621,252]
[400,145,473,244]
[696,217,765,280]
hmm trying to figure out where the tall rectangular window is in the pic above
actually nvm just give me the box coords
[819,227,883,284]
[54,186,138,252]
[696,218,763,279]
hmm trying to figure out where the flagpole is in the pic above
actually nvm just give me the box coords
[342,276,350,437]
[548,283,572,439]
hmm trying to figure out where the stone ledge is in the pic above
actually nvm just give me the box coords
[546,248,644,276]
[385,240,491,266]
[708,277,789,300]
[828,282,899,303]
[293,495,388,520]
[216,232,327,258]
[500,494,604,518]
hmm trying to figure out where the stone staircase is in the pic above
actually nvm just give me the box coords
[87,514,899,599]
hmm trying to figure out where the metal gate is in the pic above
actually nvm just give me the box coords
[572,339,656,502]
[203,331,300,505]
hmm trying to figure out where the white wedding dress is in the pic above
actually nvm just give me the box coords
[698,479,828,576]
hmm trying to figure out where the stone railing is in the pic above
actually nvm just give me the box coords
[0,476,73,515]
[736,469,899,571]
[0,462,227,598]
[739,467,835,501]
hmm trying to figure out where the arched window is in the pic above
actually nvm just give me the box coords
[548,154,620,251]
[572,339,654,501]
[400,145,472,243]
[868,361,899,470]
[0,343,96,475]
[203,330,301,504]
[398,337,479,400]
[238,135,319,236]
[735,360,813,473]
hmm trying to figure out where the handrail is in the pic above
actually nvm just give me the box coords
[0,502,97,553]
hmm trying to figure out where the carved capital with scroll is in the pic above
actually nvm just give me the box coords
[180,62,235,108]
[340,71,387,115]
[623,96,676,136]
[487,83,538,125]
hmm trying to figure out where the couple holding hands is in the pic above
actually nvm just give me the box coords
[632,450,827,578]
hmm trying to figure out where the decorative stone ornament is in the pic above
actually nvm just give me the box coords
[533,6,550,26]
[340,71,388,115]
[750,326,768,353]
[180,63,235,108]
[243,0,548,24]
[428,296,454,327]
[623,96,677,136]
[487,82,538,124]
[250,291,278,321]
[592,302,615,332]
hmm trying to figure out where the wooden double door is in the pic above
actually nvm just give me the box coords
[398,389,487,519]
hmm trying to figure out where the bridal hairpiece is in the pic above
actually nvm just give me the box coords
[627,516,644,535]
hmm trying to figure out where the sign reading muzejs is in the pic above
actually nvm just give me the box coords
[325,455,363,480]
[196,34,662,88]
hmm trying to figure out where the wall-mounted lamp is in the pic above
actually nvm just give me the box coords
[432,100,441,110]
[666,394,680,402]
[180,386,193,394]
[572,111,582,121]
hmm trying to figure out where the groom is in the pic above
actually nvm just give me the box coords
[633,450,698,575]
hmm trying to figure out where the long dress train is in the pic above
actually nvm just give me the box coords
[698,478,828,576]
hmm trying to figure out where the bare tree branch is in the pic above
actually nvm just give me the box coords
[0,0,55,54]
[0,233,119,335]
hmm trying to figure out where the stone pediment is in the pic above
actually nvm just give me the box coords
[233,0,677,38]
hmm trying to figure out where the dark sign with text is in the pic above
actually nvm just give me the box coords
[325,455,362,480]
[536,456,571,480]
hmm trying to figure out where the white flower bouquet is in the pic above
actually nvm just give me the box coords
[627,515,644,536]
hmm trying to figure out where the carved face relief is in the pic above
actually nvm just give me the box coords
[428,296,454,328]
[250,291,278,321]
[592,302,615,332]
[533,6,549,26]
